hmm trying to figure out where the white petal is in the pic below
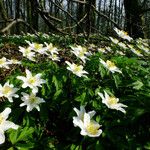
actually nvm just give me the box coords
[80,106,85,114]
[98,92,104,100]
[99,58,107,67]
[1,121,19,131]
[32,87,38,94]
[17,76,26,81]
[88,111,96,118]
[83,113,90,126]
[65,61,71,67]
[73,117,81,127]
[80,129,87,136]
[1,108,11,120]
[117,107,126,113]
[36,106,40,111]
[7,97,13,103]
[0,129,5,144]
[20,103,26,107]
[73,107,81,117]
[25,69,32,78]
[35,73,42,78]
[22,83,28,88]
[27,106,32,112]
[104,91,109,100]
[87,129,102,137]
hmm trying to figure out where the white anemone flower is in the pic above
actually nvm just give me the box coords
[8,59,21,65]
[71,46,89,63]
[98,91,127,113]
[65,61,88,78]
[17,69,46,94]
[98,48,106,53]
[26,41,46,54]
[73,106,96,127]
[19,46,35,61]
[105,46,112,52]
[118,42,127,49]
[137,44,149,54]
[44,42,59,55]
[77,113,102,137]
[109,37,119,44]
[0,108,19,144]
[99,58,122,73]
[20,92,45,112]
[0,57,11,69]
[114,27,133,42]
[128,45,143,56]
[48,54,60,61]
[0,81,19,102]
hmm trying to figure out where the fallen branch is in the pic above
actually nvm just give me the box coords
[38,9,62,23]
[63,14,87,30]
[37,8,67,35]
[72,0,86,4]
[0,19,38,35]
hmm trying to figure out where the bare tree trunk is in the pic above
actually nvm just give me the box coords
[97,0,102,30]
[124,0,144,38]
[76,0,84,33]
[30,0,39,31]
[85,0,96,37]
[0,0,8,21]
[15,0,20,34]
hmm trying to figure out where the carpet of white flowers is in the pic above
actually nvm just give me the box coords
[0,28,150,149]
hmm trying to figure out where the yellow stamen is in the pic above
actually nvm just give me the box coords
[106,60,116,68]
[0,59,5,65]
[35,43,42,50]
[2,86,12,94]
[79,51,84,57]
[29,95,37,104]
[74,65,81,73]
[86,122,99,135]
[25,48,31,55]
[28,77,36,84]
[135,50,141,54]
[108,97,118,105]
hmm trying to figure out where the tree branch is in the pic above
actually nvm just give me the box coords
[72,0,86,4]
[38,9,62,23]
[51,0,87,38]
[37,8,67,34]
[63,14,87,30]
[141,8,150,14]
[92,5,121,29]
[0,19,38,35]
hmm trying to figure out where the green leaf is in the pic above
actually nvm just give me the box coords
[9,127,34,144]
[113,74,121,88]
[9,128,20,144]
[53,89,62,99]
[17,127,34,142]
[52,75,60,91]
[75,92,86,103]
[132,80,143,90]
[144,142,150,150]
[15,142,34,150]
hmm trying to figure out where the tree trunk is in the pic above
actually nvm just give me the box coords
[76,0,84,34]
[124,0,144,38]
[0,0,8,21]
[15,0,20,34]
[30,0,39,31]
[85,0,96,37]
